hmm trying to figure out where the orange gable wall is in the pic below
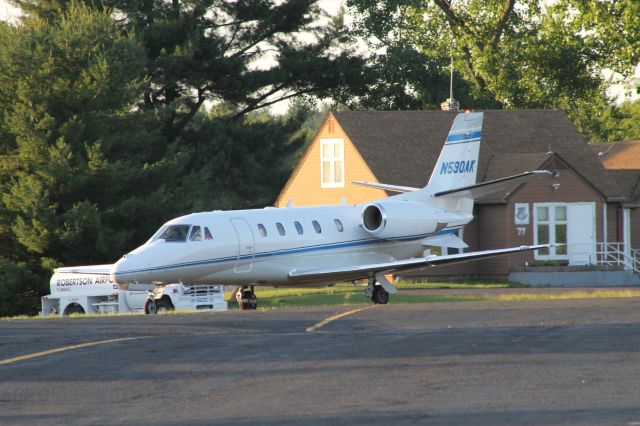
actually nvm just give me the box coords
[275,113,387,207]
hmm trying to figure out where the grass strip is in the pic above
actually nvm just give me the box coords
[5,285,640,318]
[231,285,640,309]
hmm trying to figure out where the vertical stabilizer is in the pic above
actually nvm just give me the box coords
[427,112,483,194]
[400,112,483,217]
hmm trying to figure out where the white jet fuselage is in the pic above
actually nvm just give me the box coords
[112,204,463,287]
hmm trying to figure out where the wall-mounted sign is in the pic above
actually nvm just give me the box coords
[515,203,530,225]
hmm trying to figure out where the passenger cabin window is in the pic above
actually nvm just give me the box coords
[189,226,202,241]
[294,221,303,235]
[276,222,285,236]
[334,219,344,232]
[204,227,213,240]
[258,224,267,237]
[312,220,322,234]
[156,224,190,242]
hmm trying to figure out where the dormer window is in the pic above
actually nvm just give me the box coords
[320,139,344,188]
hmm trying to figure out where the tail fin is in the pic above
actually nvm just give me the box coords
[426,112,483,194]
[400,112,483,217]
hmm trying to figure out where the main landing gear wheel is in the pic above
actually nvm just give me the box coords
[237,285,258,310]
[372,286,389,305]
[366,275,389,305]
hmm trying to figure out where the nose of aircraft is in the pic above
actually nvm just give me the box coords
[111,254,143,284]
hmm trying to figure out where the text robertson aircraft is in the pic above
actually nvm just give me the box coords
[111,112,554,309]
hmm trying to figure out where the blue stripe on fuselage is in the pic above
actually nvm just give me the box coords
[114,227,463,276]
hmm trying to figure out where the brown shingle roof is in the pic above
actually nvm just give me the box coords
[333,110,626,200]
[589,140,640,170]
[609,171,640,202]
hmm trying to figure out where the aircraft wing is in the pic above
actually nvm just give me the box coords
[352,181,420,193]
[434,170,556,200]
[288,244,550,282]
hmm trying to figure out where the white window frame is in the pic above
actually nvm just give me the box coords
[533,202,569,260]
[320,138,345,188]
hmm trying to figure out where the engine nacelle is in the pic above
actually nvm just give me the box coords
[361,201,447,239]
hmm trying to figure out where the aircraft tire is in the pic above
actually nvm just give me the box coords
[372,286,389,305]
[240,296,257,310]
[239,288,257,310]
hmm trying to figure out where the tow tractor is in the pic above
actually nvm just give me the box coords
[41,265,227,316]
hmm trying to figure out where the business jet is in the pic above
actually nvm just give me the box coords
[111,112,554,309]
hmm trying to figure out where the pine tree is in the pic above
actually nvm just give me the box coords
[0,4,186,314]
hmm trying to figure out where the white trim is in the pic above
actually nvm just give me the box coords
[603,204,608,244]
[623,208,632,268]
[533,202,569,260]
[320,138,345,188]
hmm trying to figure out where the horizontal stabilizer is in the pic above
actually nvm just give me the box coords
[352,181,419,193]
[288,244,552,283]
[434,170,556,200]
[421,234,468,249]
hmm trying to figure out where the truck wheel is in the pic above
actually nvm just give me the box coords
[156,298,173,313]
[145,299,157,315]
[64,304,85,316]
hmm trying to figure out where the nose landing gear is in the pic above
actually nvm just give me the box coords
[237,285,258,310]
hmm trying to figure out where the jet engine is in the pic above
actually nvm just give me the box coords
[361,201,447,239]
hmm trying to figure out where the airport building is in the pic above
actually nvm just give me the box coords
[275,110,640,285]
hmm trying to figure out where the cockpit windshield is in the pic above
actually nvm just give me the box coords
[152,224,191,242]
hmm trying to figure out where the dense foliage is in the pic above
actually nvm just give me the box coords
[345,0,640,140]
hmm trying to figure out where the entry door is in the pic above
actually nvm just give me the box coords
[230,218,255,273]
[567,203,596,265]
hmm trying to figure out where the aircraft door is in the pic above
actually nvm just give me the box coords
[230,218,255,273]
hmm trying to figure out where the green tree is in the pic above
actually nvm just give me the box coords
[346,0,639,139]
[174,103,316,212]
[13,0,369,142]
[0,4,186,315]
[595,100,640,142]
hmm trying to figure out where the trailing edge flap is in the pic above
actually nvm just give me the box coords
[288,244,550,282]
[421,234,468,249]
[352,181,419,193]
[434,170,556,200]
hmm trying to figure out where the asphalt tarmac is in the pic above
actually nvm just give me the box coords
[1,296,640,425]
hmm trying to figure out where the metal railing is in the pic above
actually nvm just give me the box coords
[593,242,640,274]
